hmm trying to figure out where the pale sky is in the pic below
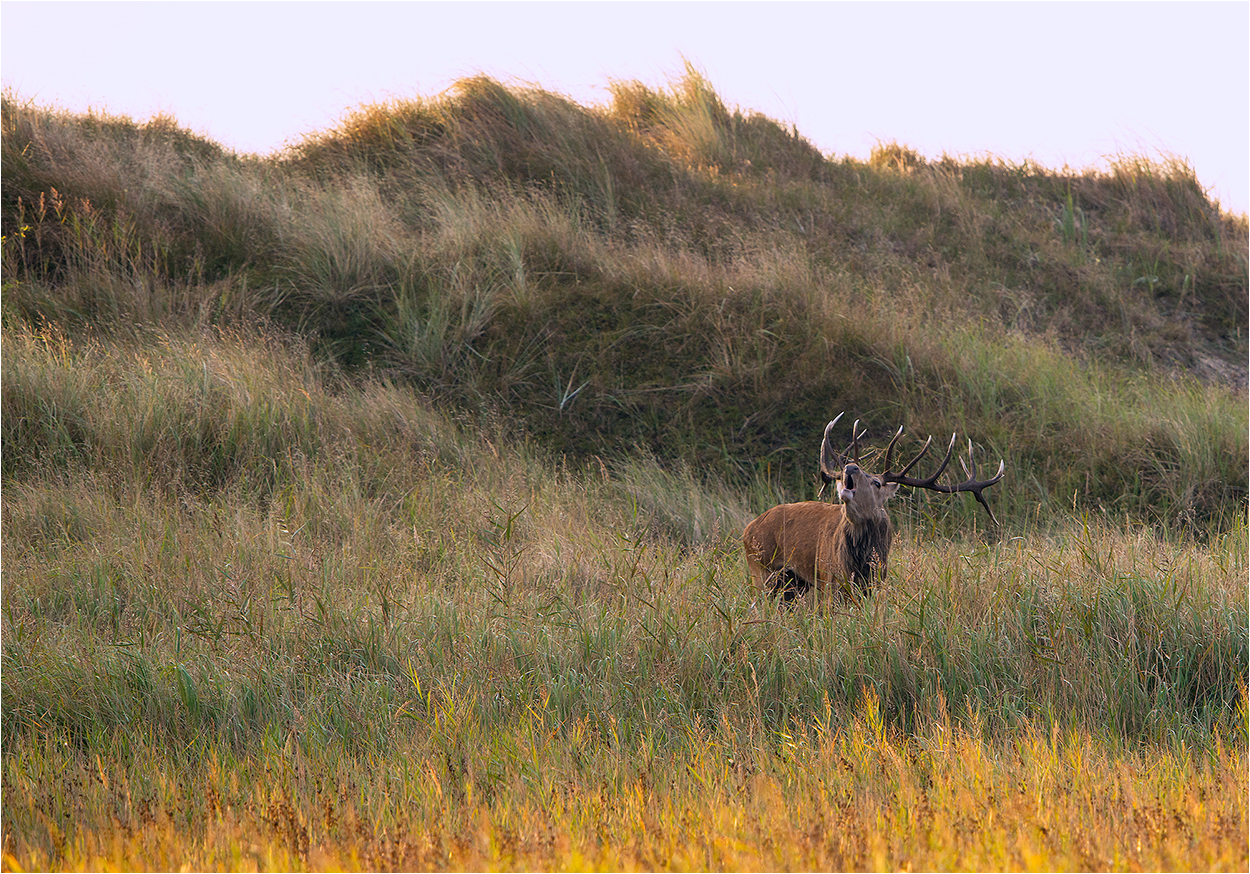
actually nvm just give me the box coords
[3,1,1247,215]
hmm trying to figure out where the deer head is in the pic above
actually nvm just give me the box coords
[819,411,1004,523]
[816,412,900,524]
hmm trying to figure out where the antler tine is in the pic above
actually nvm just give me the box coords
[958,438,1002,525]
[959,438,975,481]
[893,433,934,478]
[881,425,905,474]
[850,419,863,465]
[966,458,1007,526]
[817,413,846,497]
[927,432,958,485]
[887,432,954,485]
[957,439,1006,494]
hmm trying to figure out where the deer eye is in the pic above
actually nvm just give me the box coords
[872,479,881,488]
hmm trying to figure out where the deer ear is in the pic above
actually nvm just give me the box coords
[882,481,900,499]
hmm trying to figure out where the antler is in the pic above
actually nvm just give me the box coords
[817,413,844,497]
[881,428,1006,525]
[818,412,870,496]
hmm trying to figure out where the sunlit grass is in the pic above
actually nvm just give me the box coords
[3,683,1244,871]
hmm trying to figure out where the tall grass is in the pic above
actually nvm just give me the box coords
[3,322,1244,748]
[2,321,1245,869]
[4,690,1244,870]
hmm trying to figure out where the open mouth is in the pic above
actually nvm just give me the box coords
[839,473,856,504]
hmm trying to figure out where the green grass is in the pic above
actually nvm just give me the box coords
[1,68,1247,870]
[1,323,1245,869]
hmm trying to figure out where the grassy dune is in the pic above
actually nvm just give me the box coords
[2,70,1247,870]
[3,70,1246,527]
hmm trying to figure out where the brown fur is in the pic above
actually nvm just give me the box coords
[743,459,900,603]
[742,498,894,602]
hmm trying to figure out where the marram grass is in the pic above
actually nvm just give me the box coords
[4,73,1246,528]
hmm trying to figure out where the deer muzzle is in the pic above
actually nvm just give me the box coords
[839,464,860,503]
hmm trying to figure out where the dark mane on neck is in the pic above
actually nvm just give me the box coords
[838,516,893,593]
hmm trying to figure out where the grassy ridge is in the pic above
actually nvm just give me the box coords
[2,70,1247,869]
[3,71,1246,529]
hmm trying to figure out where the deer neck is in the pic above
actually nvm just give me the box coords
[840,515,893,586]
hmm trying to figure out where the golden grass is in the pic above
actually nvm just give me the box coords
[3,692,1244,872]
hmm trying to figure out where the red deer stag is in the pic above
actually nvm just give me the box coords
[743,413,1004,604]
